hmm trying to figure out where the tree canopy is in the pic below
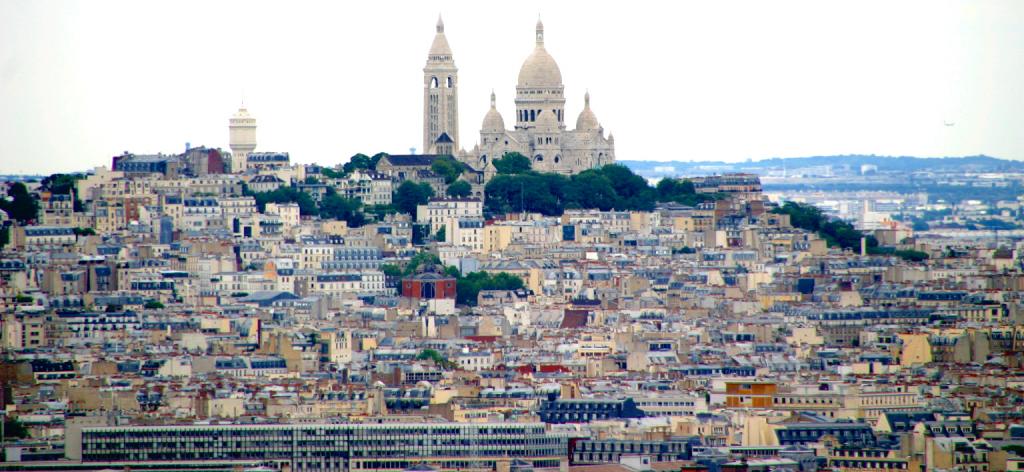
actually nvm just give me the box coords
[319,189,366,227]
[40,173,86,211]
[394,181,435,216]
[492,152,532,175]
[485,164,676,216]
[770,201,928,262]
[446,180,471,198]
[772,201,877,251]
[416,349,458,369]
[431,156,465,184]
[247,185,318,216]
[343,153,386,174]
[655,178,717,206]
[0,183,39,224]
[456,271,525,306]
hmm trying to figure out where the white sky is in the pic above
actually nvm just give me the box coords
[1,0,1022,174]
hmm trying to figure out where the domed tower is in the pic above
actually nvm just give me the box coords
[481,91,505,137]
[228,104,256,172]
[515,18,565,131]
[575,91,601,132]
[423,15,459,154]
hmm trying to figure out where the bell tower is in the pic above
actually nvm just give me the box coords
[423,15,459,154]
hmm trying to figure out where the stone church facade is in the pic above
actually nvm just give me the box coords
[422,17,615,179]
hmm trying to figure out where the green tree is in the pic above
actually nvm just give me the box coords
[3,417,29,439]
[319,190,366,227]
[73,227,96,236]
[492,152,532,174]
[416,349,457,369]
[455,271,525,306]
[435,226,446,242]
[772,201,878,251]
[394,181,435,216]
[364,204,398,221]
[893,249,929,262]
[0,226,9,250]
[656,177,717,206]
[431,156,465,184]
[446,180,471,198]
[343,153,373,174]
[566,170,619,211]
[0,183,39,224]
[320,167,346,179]
[250,186,317,216]
[485,164,679,217]
[484,173,568,216]
[404,251,443,275]
[144,300,165,310]
[41,173,86,211]
[381,264,403,278]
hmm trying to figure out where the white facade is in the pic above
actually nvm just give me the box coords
[467,20,615,176]
[417,198,483,234]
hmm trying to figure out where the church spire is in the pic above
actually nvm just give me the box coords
[436,14,444,33]
[536,15,544,46]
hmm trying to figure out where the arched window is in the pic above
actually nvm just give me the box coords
[481,155,487,163]
[554,155,561,163]
[446,76,453,88]
[430,77,439,88]
[529,110,536,121]
[535,155,544,162]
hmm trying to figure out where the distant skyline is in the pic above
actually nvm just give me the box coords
[1,0,1023,174]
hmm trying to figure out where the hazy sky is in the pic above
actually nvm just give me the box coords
[1,0,1022,174]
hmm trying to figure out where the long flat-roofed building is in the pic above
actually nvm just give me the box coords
[67,422,565,472]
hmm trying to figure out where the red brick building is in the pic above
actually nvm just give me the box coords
[401,272,456,300]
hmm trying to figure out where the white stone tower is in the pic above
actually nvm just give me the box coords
[423,15,459,154]
[229,104,257,171]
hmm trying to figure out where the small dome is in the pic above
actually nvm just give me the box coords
[575,92,600,131]
[517,19,562,88]
[481,91,505,132]
[535,109,559,131]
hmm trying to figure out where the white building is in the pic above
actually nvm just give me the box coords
[228,105,257,170]
[417,198,483,234]
[420,18,615,176]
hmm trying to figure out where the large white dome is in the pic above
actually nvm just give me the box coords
[517,19,562,88]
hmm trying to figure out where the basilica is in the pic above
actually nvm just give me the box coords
[422,17,615,178]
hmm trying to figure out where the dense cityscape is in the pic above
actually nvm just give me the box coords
[2,11,1024,472]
